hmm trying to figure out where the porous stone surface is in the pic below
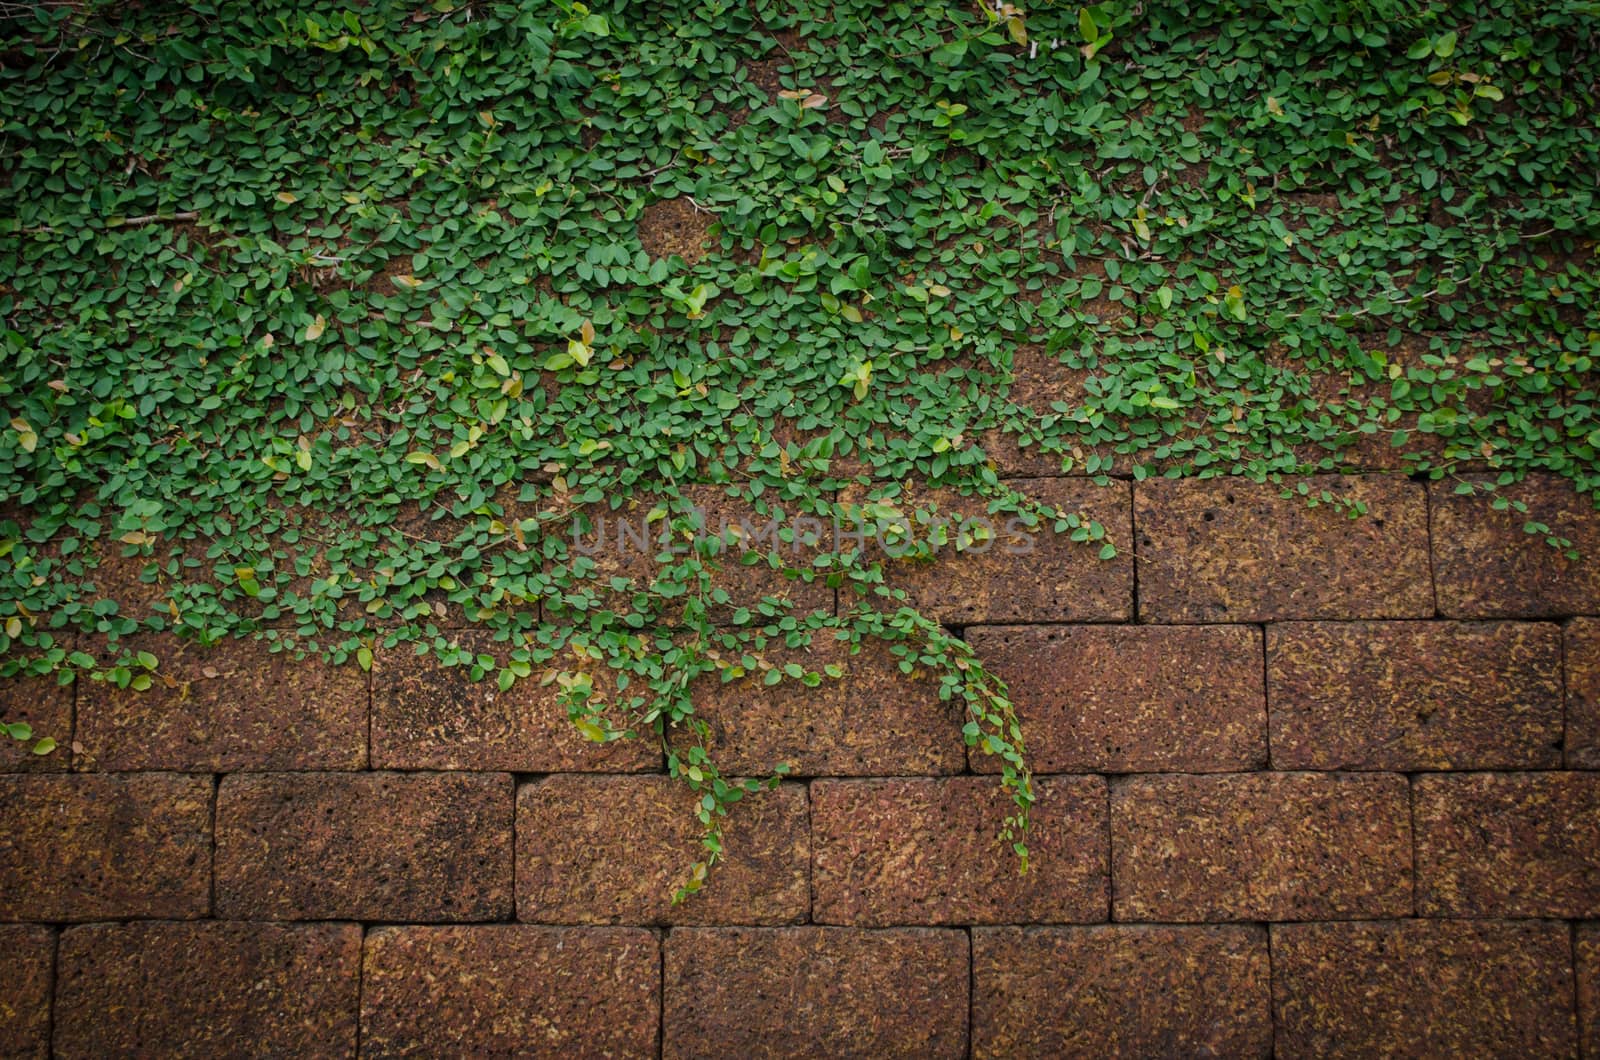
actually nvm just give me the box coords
[1271,919,1577,1057]
[75,635,367,771]
[0,773,211,921]
[971,925,1272,1058]
[1566,617,1600,768]
[0,925,52,1059]
[371,631,659,771]
[1414,771,1600,917]
[54,921,361,1058]
[16,466,1600,1055]
[681,637,965,775]
[1579,924,1600,1060]
[1430,472,1600,617]
[663,927,969,1059]
[362,926,659,1058]
[0,666,71,773]
[216,771,513,921]
[1111,772,1412,921]
[853,478,1133,623]
[1267,620,1564,769]
[977,345,1114,477]
[1134,475,1432,621]
[810,775,1108,925]
[965,624,1265,772]
[516,774,809,925]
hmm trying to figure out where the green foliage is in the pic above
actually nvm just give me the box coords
[1,0,1597,893]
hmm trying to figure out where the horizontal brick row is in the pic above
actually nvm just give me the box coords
[9,921,1591,1058]
[1134,471,1600,621]
[44,479,1600,685]
[7,474,1596,784]
[21,617,1592,778]
[6,771,1600,925]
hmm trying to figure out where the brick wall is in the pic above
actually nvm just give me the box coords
[3,472,1599,1056]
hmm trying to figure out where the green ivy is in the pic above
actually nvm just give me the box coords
[1,0,1596,897]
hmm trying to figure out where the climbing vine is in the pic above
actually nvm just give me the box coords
[1,0,1596,897]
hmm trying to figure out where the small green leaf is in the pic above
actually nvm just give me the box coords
[1078,6,1099,43]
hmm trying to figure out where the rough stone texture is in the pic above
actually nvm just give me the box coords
[1431,473,1600,617]
[216,771,513,921]
[54,922,361,1059]
[0,667,71,773]
[1267,621,1564,770]
[811,776,1108,925]
[680,638,965,776]
[0,773,211,921]
[517,775,809,925]
[978,345,1109,477]
[1271,919,1577,1058]
[965,625,1265,772]
[972,925,1272,1058]
[0,925,52,1059]
[75,635,366,771]
[371,632,658,772]
[639,196,712,264]
[1414,771,1600,917]
[1111,772,1412,922]
[663,927,969,1060]
[362,926,659,1058]
[1134,475,1432,621]
[851,478,1133,623]
[1567,618,1600,768]
[1580,924,1600,1060]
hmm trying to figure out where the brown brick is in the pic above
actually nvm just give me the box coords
[1268,621,1563,770]
[966,625,1265,772]
[1273,335,1498,475]
[0,666,71,773]
[0,773,211,921]
[1567,618,1600,768]
[517,775,808,924]
[1580,924,1600,1060]
[978,345,1110,477]
[664,927,968,1059]
[1272,920,1576,1058]
[1432,473,1600,617]
[549,486,834,624]
[973,925,1271,1058]
[54,922,360,1059]
[84,515,367,628]
[362,926,658,1058]
[811,775,1107,925]
[75,635,366,771]
[0,925,52,1059]
[371,632,658,771]
[1415,771,1600,917]
[848,479,1133,623]
[1134,475,1432,621]
[216,771,512,921]
[1111,772,1412,921]
[681,637,964,776]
